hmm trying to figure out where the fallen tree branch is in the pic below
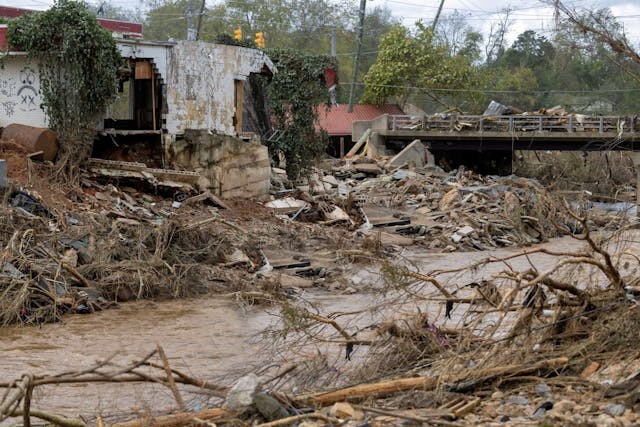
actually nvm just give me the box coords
[109,408,232,427]
[295,357,569,406]
[10,408,88,427]
[255,412,340,427]
[156,345,186,411]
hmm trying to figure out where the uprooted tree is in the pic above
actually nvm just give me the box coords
[266,49,334,181]
[8,0,121,173]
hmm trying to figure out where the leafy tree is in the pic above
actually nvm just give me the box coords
[334,5,399,103]
[487,66,538,109]
[144,0,190,41]
[9,0,121,172]
[266,49,333,180]
[361,23,479,111]
[500,30,555,71]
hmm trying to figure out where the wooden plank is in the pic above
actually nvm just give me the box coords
[345,128,371,158]
[135,61,152,80]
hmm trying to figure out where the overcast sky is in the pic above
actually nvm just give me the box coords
[5,0,640,45]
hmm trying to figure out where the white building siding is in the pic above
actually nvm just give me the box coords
[166,41,274,136]
[0,55,47,128]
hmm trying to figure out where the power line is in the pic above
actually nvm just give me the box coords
[338,82,640,94]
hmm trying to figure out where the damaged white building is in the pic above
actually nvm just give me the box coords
[0,27,276,199]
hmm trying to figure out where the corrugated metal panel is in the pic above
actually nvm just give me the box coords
[317,104,404,136]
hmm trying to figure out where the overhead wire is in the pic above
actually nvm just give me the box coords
[337,82,640,94]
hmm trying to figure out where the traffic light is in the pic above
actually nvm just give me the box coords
[254,32,265,48]
[233,28,242,41]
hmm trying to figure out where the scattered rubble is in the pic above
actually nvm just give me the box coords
[266,154,625,253]
[0,130,638,427]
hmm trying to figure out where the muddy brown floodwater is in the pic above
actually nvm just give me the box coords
[0,236,593,421]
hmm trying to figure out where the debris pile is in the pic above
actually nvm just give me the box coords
[231,223,640,426]
[0,130,638,426]
[268,156,623,252]
[391,101,639,134]
[0,139,380,325]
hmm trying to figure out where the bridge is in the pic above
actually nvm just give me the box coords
[353,113,639,154]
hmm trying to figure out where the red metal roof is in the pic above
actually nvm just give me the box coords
[0,5,143,38]
[317,104,404,136]
[0,5,29,18]
[97,18,143,38]
[0,25,6,51]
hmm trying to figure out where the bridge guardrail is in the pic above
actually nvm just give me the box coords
[389,114,637,134]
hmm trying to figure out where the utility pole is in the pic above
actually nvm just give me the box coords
[347,0,366,113]
[330,28,337,57]
[186,0,197,41]
[432,0,445,31]
[196,0,206,41]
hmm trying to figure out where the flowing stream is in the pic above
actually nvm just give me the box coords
[0,235,595,420]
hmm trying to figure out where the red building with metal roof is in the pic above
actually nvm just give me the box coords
[317,103,404,156]
[0,5,143,41]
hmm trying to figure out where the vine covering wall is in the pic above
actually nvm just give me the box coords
[266,48,335,181]
[8,0,121,172]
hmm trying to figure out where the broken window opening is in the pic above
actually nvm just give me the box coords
[104,59,161,132]
[96,59,164,168]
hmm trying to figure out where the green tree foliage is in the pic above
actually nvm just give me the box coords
[361,23,479,111]
[487,67,538,109]
[8,0,121,171]
[266,49,333,180]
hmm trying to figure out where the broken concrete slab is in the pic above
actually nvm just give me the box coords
[265,198,306,214]
[223,249,253,267]
[322,206,352,224]
[386,139,425,170]
[225,373,261,410]
[322,174,339,187]
[451,225,475,243]
[183,191,230,209]
[353,163,383,176]
[374,230,414,246]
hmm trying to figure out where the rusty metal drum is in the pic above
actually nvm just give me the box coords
[1,124,58,161]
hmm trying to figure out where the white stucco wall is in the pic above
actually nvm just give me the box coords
[116,40,172,84]
[0,54,47,128]
[165,41,275,136]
